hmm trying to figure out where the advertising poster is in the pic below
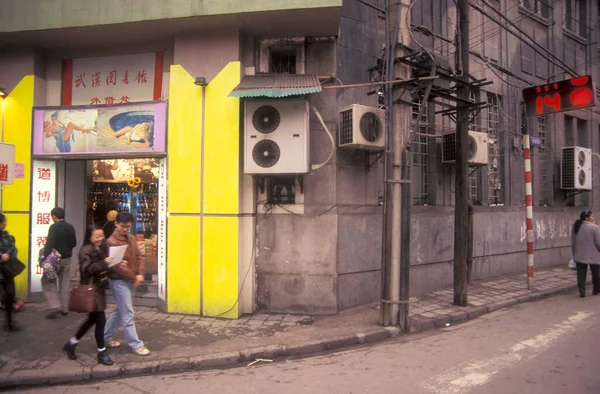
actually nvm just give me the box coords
[30,161,57,293]
[32,101,167,157]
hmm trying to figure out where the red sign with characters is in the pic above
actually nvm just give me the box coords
[522,75,597,117]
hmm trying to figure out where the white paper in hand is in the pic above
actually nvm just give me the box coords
[108,245,128,267]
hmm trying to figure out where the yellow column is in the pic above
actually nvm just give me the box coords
[166,66,203,314]
[1,76,35,300]
[203,62,242,318]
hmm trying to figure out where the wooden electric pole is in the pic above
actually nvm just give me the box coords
[454,0,471,306]
[381,0,412,327]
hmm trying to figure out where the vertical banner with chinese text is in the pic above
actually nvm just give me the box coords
[63,53,164,106]
[158,158,167,300]
[0,143,16,184]
[30,161,57,292]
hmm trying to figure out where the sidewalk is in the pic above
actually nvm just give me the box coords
[0,266,579,389]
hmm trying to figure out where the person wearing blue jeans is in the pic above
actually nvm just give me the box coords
[103,212,150,356]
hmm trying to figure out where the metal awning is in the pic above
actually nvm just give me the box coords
[228,73,322,98]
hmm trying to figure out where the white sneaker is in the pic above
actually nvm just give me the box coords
[132,345,150,356]
[106,340,121,348]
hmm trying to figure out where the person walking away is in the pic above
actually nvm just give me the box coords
[0,213,20,331]
[104,212,150,356]
[571,210,600,297]
[63,225,120,365]
[43,207,77,319]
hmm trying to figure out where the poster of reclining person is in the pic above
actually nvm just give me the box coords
[32,101,166,157]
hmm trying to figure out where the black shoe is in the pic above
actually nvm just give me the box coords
[63,342,78,360]
[46,310,62,319]
[97,350,113,366]
[4,323,20,332]
[580,292,586,298]
[593,290,599,295]
[61,312,68,316]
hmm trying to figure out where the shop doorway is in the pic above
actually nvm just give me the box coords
[86,158,161,307]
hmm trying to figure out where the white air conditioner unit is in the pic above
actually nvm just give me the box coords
[339,104,385,151]
[244,99,310,174]
[442,131,489,166]
[561,146,592,190]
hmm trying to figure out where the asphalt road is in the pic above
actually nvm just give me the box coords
[10,289,600,394]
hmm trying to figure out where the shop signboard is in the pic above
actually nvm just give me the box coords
[32,101,167,157]
[157,158,167,300]
[62,52,163,106]
[0,142,16,184]
[30,160,57,293]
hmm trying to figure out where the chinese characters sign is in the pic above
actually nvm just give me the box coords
[63,53,163,106]
[32,102,167,157]
[30,161,56,293]
[158,158,167,300]
[0,143,16,185]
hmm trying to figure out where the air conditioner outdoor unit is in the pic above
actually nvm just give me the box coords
[561,146,592,190]
[244,99,310,175]
[339,104,385,151]
[442,131,489,166]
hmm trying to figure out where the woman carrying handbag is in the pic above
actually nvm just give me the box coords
[63,225,119,365]
[0,212,20,332]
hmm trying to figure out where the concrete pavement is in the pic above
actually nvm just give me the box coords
[0,266,581,390]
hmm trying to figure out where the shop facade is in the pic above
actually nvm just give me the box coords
[0,49,252,319]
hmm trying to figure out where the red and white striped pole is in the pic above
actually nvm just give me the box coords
[523,133,534,290]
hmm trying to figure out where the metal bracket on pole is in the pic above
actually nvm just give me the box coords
[385,179,412,184]
[381,299,410,304]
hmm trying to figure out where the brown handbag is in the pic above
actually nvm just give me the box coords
[68,283,97,313]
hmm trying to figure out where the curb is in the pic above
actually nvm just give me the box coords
[407,283,578,334]
[0,283,579,390]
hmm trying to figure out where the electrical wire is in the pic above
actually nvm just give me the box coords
[309,104,335,171]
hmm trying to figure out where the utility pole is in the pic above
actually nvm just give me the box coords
[454,0,470,306]
[381,0,411,327]
[522,105,534,290]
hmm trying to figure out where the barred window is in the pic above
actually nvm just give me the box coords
[468,91,481,203]
[411,98,429,205]
[520,0,550,18]
[487,94,504,205]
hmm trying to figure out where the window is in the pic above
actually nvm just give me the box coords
[487,94,504,205]
[411,98,429,205]
[269,46,297,74]
[564,0,588,39]
[468,92,481,203]
[520,0,550,18]
[564,115,575,146]
[537,117,551,205]
[521,41,535,75]
[483,0,501,62]
[267,176,296,204]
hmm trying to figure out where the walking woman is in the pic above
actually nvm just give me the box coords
[63,225,116,365]
[571,210,600,298]
[0,213,19,332]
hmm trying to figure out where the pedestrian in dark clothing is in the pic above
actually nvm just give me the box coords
[571,210,600,298]
[42,207,77,319]
[0,212,19,332]
[63,225,117,365]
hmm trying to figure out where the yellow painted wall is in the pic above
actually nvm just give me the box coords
[167,216,201,314]
[204,62,241,215]
[167,66,203,214]
[166,65,203,313]
[1,76,35,299]
[202,62,242,318]
[202,216,239,318]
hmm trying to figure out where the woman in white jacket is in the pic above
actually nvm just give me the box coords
[571,210,600,297]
